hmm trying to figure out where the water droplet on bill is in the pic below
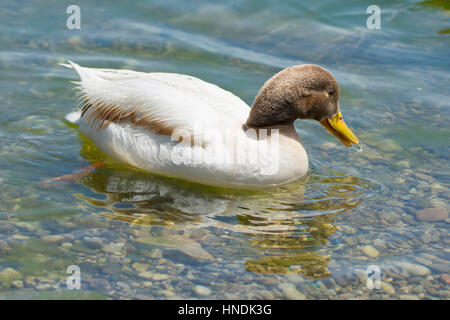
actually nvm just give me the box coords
[352,144,363,152]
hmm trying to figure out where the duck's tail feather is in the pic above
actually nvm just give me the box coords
[65,110,82,124]
[62,60,94,125]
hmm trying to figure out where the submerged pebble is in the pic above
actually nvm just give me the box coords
[102,242,125,255]
[41,235,64,244]
[0,268,22,285]
[429,263,450,274]
[415,207,448,221]
[35,283,52,290]
[439,274,450,285]
[380,282,396,295]
[395,262,430,276]
[83,237,103,249]
[194,285,212,297]
[361,245,380,258]
[381,212,401,224]
[11,280,24,289]
[319,142,338,151]
[282,286,306,300]
[132,263,149,273]
[15,221,35,232]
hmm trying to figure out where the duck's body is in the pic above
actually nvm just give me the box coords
[64,62,358,189]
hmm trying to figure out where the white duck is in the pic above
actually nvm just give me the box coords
[63,61,359,189]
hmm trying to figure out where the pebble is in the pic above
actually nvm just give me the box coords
[420,232,432,244]
[413,257,432,266]
[430,199,447,207]
[431,183,446,192]
[194,285,212,297]
[35,283,52,290]
[68,36,82,45]
[137,271,152,279]
[333,272,350,286]
[439,274,450,285]
[61,242,73,248]
[414,172,434,183]
[373,239,386,250]
[378,139,403,152]
[399,294,419,300]
[83,237,103,249]
[286,274,303,284]
[396,160,410,168]
[116,281,131,292]
[415,207,448,221]
[132,263,149,273]
[148,248,163,259]
[102,242,125,255]
[282,286,306,300]
[152,274,169,281]
[78,215,102,228]
[41,235,64,244]
[15,222,34,232]
[11,280,23,289]
[381,212,400,224]
[361,245,380,258]
[161,289,175,297]
[12,235,29,240]
[259,290,275,300]
[342,236,356,246]
[0,268,21,284]
[85,277,111,291]
[380,282,395,295]
[138,272,168,281]
[429,263,450,274]
[136,294,153,300]
[102,264,122,275]
[353,269,367,284]
[319,142,338,151]
[396,262,430,276]
[261,278,278,285]
[0,240,10,251]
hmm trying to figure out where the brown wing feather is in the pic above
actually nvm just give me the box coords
[81,99,174,135]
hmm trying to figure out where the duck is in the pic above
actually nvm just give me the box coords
[62,61,359,189]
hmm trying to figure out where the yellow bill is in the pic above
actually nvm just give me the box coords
[320,111,359,147]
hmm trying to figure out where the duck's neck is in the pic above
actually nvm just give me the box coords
[243,122,300,141]
[246,93,297,128]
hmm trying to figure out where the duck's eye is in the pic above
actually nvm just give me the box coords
[327,90,335,97]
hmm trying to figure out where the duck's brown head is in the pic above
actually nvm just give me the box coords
[246,64,358,147]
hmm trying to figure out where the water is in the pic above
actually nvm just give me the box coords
[0,0,449,299]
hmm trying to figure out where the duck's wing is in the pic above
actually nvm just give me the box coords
[65,61,250,143]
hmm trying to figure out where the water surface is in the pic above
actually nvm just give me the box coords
[0,0,449,299]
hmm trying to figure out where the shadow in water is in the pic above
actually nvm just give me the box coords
[72,136,375,279]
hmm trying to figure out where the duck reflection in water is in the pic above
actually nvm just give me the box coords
[71,136,363,279]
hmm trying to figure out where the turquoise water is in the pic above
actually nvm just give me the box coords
[0,0,449,299]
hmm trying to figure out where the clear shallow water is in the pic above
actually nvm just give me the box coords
[0,0,449,299]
